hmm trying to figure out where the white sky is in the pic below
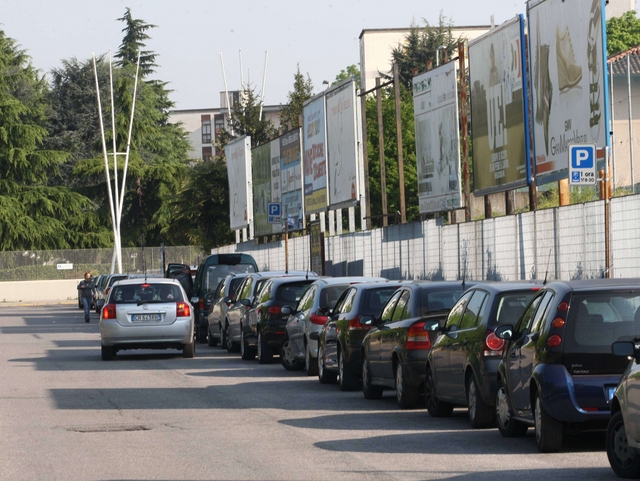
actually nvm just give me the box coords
[0,0,614,110]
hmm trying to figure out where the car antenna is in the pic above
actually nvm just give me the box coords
[461,261,467,289]
[543,248,552,285]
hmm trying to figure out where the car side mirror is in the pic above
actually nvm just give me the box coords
[316,307,331,316]
[612,341,637,357]
[190,296,199,305]
[309,332,320,341]
[423,320,442,332]
[223,296,233,304]
[281,306,293,316]
[359,315,374,326]
[494,324,516,340]
[240,298,251,306]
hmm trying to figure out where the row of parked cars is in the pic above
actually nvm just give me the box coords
[95,253,640,479]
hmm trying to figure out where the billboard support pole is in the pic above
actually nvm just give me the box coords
[376,77,388,227]
[458,42,471,222]
[604,148,611,278]
[393,63,407,223]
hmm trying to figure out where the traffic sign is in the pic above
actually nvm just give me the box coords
[268,203,281,224]
[57,263,73,270]
[568,144,596,186]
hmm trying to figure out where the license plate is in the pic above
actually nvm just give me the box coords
[131,314,161,322]
[607,386,617,401]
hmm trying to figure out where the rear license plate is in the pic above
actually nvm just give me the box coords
[132,314,161,322]
[607,386,617,401]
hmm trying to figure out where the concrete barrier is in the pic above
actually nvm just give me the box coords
[0,279,81,304]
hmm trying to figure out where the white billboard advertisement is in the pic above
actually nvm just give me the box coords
[528,0,609,182]
[225,136,252,231]
[302,93,328,215]
[412,61,462,213]
[279,129,304,231]
[326,79,360,208]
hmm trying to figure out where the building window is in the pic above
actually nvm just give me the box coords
[202,146,213,161]
[214,114,224,138]
[201,114,211,144]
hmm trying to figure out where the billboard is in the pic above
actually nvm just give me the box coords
[326,79,360,208]
[469,15,530,195]
[412,62,462,213]
[279,129,304,231]
[302,93,328,214]
[528,0,609,182]
[252,142,274,236]
[225,136,252,231]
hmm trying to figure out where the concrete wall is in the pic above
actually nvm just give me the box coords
[0,279,81,304]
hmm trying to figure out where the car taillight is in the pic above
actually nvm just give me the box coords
[268,306,282,315]
[177,302,191,317]
[406,322,431,350]
[199,298,204,309]
[483,330,505,357]
[310,313,329,325]
[102,303,116,319]
[548,335,562,347]
[347,316,367,330]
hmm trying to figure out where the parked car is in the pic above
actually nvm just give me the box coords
[191,253,259,343]
[361,281,473,408]
[243,276,317,364]
[282,277,386,372]
[493,279,640,452]
[94,273,128,314]
[425,282,540,426]
[99,278,195,360]
[205,272,251,347]
[316,281,402,388]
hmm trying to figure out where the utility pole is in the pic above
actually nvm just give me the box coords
[393,63,407,224]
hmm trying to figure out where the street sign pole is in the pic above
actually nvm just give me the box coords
[604,147,611,278]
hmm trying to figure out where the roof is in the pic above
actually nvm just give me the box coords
[608,45,640,75]
[546,278,640,290]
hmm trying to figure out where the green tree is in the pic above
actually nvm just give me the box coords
[606,11,640,56]
[334,64,361,86]
[279,64,314,130]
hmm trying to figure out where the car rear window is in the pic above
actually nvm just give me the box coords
[420,288,465,316]
[363,287,399,316]
[276,282,314,304]
[111,284,184,304]
[564,291,640,353]
[320,285,350,309]
[206,264,256,292]
[229,277,245,297]
[493,291,538,328]
[108,275,128,287]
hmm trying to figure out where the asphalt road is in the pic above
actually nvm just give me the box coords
[0,305,618,481]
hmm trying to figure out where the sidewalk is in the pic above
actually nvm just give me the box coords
[0,300,77,308]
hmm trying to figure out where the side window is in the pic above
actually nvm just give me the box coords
[297,285,317,312]
[390,291,411,322]
[257,280,272,304]
[380,291,402,323]
[215,279,226,299]
[446,291,474,329]
[516,292,545,332]
[530,292,554,333]
[334,288,356,314]
[459,290,488,329]
[237,278,253,301]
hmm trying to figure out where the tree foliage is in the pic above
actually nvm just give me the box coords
[606,11,640,56]
[279,64,314,130]
[334,64,361,86]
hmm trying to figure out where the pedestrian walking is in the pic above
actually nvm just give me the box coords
[77,272,95,323]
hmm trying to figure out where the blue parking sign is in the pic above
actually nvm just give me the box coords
[568,144,596,186]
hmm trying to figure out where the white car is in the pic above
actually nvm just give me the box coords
[99,278,195,361]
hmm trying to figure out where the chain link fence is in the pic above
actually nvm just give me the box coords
[0,246,207,282]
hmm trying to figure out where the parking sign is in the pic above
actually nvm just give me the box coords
[568,144,596,186]
[268,203,281,224]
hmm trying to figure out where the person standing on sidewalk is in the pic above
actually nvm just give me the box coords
[77,272,95,323]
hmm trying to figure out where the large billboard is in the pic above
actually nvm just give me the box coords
[279,129,304,231]
[469,15,530,195]
[412,62,462,213]
[302,93,328,215]
[225,136,252,231]
[326,79,360,209]
[252,142,274,237]
[528,0,609,182]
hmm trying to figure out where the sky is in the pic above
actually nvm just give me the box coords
[0,0,605,111]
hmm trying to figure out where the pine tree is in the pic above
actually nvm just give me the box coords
[279,65,314,130]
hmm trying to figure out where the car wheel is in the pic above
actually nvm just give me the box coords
[396,363,419,409]
[218,323,226,349]
[607,410,640,478]
[305,342,318,376]
[183,341,195,358]
[197,322,208,344]
[257,330,272,364]
[281,337,304,371]
[207,326,218,347]
[338,349,359,391]
[317,344,338,384]
[467,375,495,428]
[534,391,563,452]
[101,344,115,361]
[425,366,454,417]
[495,382,528,437]
[362,355,383,399]
[241,327,255,361]
[225,323,235,353]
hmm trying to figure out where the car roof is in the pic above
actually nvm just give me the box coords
[463,281,543,294]
[112,278,182,286]
[545,278,640,291]
[265,276,317,286]
[349,281,404,291]
[309,276,388,286]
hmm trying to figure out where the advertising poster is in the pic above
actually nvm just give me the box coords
[302,93,328,214]
[280,129,304,232]
[469,15,530,195]
[528,0,608,182]
[326,79,360,208]
[412,62,462,213]
[225,136,252,231]
[252,142,273,237]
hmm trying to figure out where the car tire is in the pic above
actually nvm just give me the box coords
[534,391,563,453]
[281,337,304,371]
[467,375,495,428]
[241,327,255,361]
[425,366,454,417]
[207,326,218,347]
[257,330,272,364]
[305,342,318,376]
[495,382,528,437]
[183,341,195,358]
[396,363,420,409]
[197,322,208,344]
[225,323,237,353]
[218,323,226,349]
[607,410,640,478]
[317,344,338,384]
[362,355,383,399]
[338,349,359,391]
[101,344,115,361]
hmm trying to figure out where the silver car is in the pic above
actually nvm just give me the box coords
[99,278,195,361]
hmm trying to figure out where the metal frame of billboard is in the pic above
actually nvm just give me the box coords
[469,15,531,196]
[302,91,328,215]
[225,135,252,232]
[527,0,610,185]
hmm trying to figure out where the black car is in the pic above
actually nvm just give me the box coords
[425,282,540,427]
[361,281,472,409]
[243,276,317,364]
[494,279,640,452]
[316,282,402,389]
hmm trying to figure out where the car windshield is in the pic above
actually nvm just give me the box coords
[420,288,465,316]
[363,287,399,316]
[565,291,640,353]
[111,284,184,304]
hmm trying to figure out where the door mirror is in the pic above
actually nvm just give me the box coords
[359,315,375,326]
[239,298,251,306]
[494,324,516,340]
[423,320,442,332]
[316,307,331,317]
[223,296,233,304]
[281,306,293,316]
[309,332,320,341]
[190,297,199,305]
[612,341,637,357]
